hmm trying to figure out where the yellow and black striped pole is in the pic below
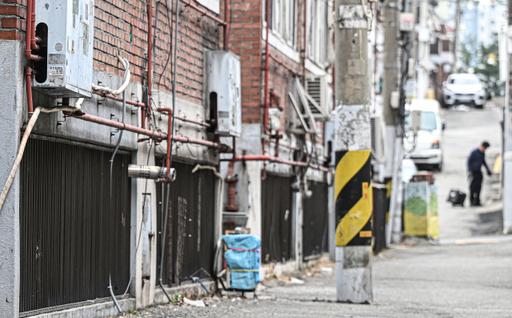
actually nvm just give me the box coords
[334,0,373,304]
[335,150,373,247]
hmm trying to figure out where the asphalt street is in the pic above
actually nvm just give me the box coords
[436,103,503,238]
[126,102,511,318]
[127,239,512,318]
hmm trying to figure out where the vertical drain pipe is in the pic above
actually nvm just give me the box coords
[302,0,307,84]
[261,0,271,180]
[225,137,239,211]
[158,0,181,302]
[25,0,41,61]
[223,0,230,50]
[147,0,153,129]
[25,67,34,119]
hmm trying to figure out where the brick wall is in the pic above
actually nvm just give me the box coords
[230,0,321,136]
[1,0,223,106]
[0,0,26,41]
[94,0,221,105]
[228,0,262,124]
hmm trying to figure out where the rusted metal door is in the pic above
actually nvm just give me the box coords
[302,181,329,260]
[261,174,293,264]
[19,137,131,314]
[157,161,217,285]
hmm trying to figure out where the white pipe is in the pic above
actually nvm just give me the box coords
[92,55,131,95]
[0,105,82,213]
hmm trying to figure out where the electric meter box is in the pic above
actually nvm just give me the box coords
[206,51,242,137]
[33,0,95,98]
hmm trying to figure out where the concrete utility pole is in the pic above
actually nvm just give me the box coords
[453,0,462,71]
[416,0,429,99]
[381,0,400,245]
[334,0,373,303]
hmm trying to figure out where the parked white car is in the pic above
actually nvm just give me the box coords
[442,73,486,109]
[404,99,444,171]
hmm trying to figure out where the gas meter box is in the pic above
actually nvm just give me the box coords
[33,0,95,98]
[206,51,242,137]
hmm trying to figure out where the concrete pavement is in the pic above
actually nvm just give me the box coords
[127,239,512,317]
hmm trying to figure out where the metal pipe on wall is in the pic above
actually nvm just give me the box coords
[223,0,230,50]
[25,0,42,61]
[93,91,210,128]
[25,67,34,118]
[71,112,227,150]
[263,0,270,135]
[157,107,174,180]
[146,0,154,129]
[223,155,330,173]
[30,0,38,50]
[303,0,307,83]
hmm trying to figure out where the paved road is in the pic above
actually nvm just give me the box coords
[436,104,503,239]
[128,238,512,317]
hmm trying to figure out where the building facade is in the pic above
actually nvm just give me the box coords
[0,0,333,317]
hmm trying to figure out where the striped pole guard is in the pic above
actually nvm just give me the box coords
[385,177,392,224]
[335,150,373,246]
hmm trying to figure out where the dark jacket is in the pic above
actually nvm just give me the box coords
[467,148,490,173]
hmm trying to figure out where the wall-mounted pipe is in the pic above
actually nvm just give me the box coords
[128,165,176,181]
[147,0,153,129]
[266,139,301,151]
[302,0,307,83]
[71,112,229,151]
[156,107,173,180]
[92,91,210,128]
[25,0,42,61]
[93,90,145,107]
[25,67,34,118]
[91,56,131,95]
[224,135,238,211]
[263,0,270,135]
[174,116,211,128]
[224,161,239,211]
[30,0,38,50]
[223,155,330,173]
[223,0,230,50]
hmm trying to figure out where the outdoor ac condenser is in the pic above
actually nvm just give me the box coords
[206,51,242,137]
[370,114,386,164]
[33,0,95,97]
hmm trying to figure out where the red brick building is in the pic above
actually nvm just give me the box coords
[0,0,333,316]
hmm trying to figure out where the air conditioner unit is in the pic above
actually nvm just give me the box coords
[305,76,331,121]
[206,51,242,137]
[370,114,386,164]
[33,0,94,97]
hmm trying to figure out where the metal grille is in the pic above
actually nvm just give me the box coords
[302,181,329,260]
[19,137,131,313]
[157,162,217,285]
[261,174,293,264]
[306,77,322,115]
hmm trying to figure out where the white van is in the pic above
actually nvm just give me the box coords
[404,99,444,171]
